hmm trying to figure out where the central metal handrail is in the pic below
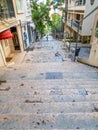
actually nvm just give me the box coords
[74,6,98,61]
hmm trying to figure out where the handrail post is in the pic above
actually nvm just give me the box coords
[74,21,80,61]
[69,19,73,51]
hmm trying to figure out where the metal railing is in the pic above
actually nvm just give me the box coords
[72,21,82,30]
[67,19,82,30]
[74,6,98,61]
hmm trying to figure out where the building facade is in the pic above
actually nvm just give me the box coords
[0,0,35,67]
[65,0,98,43]
[15,0,36,49]
[78,9,98,67]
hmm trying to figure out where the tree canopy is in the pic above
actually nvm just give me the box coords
[51,13,62,32]
[31,0,65,36]
[31,0,52,36]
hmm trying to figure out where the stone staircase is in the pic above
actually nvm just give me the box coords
[0,41,98,129]
[0,64,98,129]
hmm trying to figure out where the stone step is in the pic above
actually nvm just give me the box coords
[0,94,98,103]
[27,129,86,130]
[0,88,98,96]
[3,61,97,70]
[0,113,98,129]
[1,79,98,83]
[0,81,98,90]
[1,68,98,80]
[21,129,86,130]
[0,102,97,114]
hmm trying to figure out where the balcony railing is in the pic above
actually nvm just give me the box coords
[72,21,82,30]
[67,20,82,31]
[75,0,86,6]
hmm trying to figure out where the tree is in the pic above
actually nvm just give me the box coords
[31,0,52,37]
[51,13,62,32]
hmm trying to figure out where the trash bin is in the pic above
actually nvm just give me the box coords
[75,47,80,57]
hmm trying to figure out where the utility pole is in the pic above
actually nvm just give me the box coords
[63,0,68,40]
[65,0,68,22]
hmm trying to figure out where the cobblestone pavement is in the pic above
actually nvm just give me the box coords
[0,36,98,130]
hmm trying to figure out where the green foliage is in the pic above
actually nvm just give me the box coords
[31,0,52,36]
[51,13,62,32]
[52,14,62,27]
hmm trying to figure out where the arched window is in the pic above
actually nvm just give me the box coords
[90,0,95,5]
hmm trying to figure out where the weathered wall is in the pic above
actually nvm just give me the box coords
[1,40,11,58]
[0,42,6,67]
[88,10,98,66]
[82,0,98,36]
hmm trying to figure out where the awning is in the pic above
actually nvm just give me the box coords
[0,30,13,40]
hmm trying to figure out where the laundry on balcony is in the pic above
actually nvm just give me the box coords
[0,30,13,40]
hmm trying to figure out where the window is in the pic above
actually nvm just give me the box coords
[79,0,82,5]
[16,0,23,13]
[0,0,15,19]
[83,0,86,5]
[90,0,95,5]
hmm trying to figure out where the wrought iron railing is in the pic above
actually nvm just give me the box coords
[67,20,82,31]
[72,21,82,30]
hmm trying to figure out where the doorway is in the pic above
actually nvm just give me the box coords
[10,27,20,50]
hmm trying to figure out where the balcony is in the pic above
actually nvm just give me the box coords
[75,0,86,6]
[68,0,86,11]
[72,21,82,30]
[67,20,82,31]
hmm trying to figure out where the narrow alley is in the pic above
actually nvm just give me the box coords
[0,36,98,129]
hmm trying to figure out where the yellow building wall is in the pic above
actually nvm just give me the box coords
[0,42,6,67]
[9,38,15,53]
[0,54,4,67]
[1,40,11,58]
